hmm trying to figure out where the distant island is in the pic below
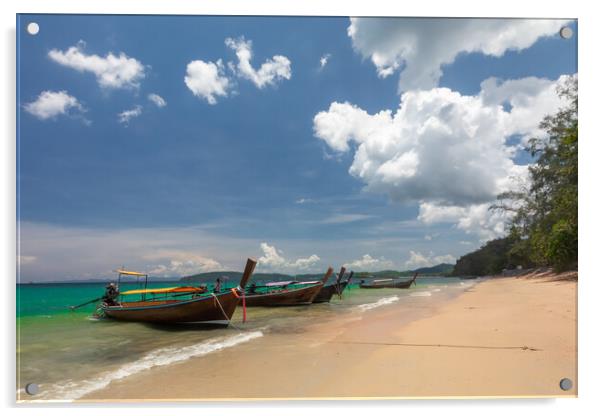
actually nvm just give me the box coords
[19,276,184,285]
[179,263,455,283]
[18,263,455,285]
[350,263,454,280]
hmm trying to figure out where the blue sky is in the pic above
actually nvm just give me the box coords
[17,15,577,281]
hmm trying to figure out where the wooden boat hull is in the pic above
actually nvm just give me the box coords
[360,278,415,289]
[241,283,323,307]
[102,291,239,325]
[312,281,349,303]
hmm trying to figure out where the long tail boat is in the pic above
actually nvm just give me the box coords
[313,266,348,303]
[241,267,333,307]
[359,273,418,289]
[339,270,354,292]
[99,258,257,325]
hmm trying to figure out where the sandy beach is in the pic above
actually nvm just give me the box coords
[82,274,577,401]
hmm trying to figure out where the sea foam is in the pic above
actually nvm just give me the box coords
[30,330,263,402]
[356,296,399,312]
[410,291,432,297]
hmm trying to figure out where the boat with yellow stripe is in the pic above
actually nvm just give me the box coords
[98,258,257,325]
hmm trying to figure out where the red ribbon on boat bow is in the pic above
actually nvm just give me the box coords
[230,288,247,324]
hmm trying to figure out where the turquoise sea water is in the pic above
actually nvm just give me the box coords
[16,276,475,401]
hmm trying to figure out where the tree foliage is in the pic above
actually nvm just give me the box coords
[452,238,509,276]
[453,77,577,275]
[492,76,578,271]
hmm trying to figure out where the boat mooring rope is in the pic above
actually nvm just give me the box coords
[211,293,230,322]
[330,340,541,351]
[211,292,245,330]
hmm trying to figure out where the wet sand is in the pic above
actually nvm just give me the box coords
[82,275,577,401]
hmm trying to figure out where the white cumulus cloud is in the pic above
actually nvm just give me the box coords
[147,93,167,108]
[225,37,291,89]
[48,41,145,90]
[257,242,320,272]
[348,17,567,91]
[344,254,393,271]
[117,105,142,124]
[319,53,331,69]
[405,250,456,269]
[144,251,223,277]
[292,254,322,270]
[184,59,231,105]
[24,90,84,120]
[313,74,572,238]
[418,202,515,241]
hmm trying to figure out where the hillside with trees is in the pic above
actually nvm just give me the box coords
[453,76,577,276]
[452,237,533,276]
[181,263,455,283]
[352,263,454,279]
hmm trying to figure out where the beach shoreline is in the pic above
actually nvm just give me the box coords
[71,273,577,402]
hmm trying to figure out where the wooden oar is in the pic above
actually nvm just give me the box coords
[69,297,103,311]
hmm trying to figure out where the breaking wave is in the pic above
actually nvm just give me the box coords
[28,330,263,402]
[410,291,432,297]
[356,296,399,312]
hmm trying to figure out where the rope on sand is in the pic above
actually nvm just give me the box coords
[329,341,541,351]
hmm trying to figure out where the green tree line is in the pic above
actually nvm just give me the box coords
[453,76,577,276]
